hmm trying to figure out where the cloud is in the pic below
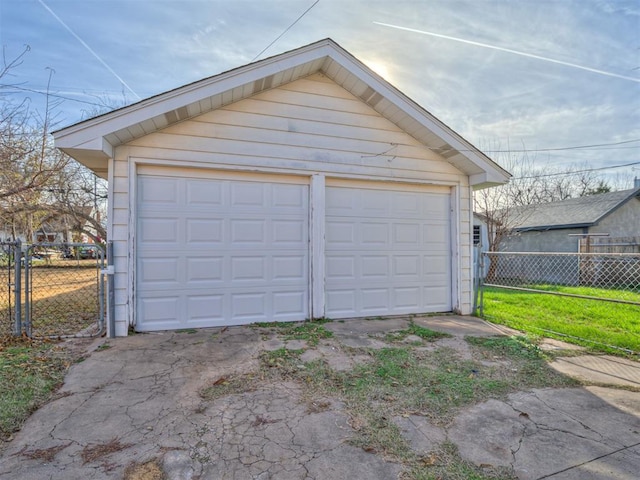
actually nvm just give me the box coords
[2,0,638,181]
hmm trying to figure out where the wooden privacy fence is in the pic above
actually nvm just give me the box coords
[580,236,640,254]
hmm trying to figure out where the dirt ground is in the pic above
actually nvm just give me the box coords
[1,315,638,480]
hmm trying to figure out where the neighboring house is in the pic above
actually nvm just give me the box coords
[501,186,640,253]
[0,208,95,244]
[472,213,490,278]
[53,39,510,336]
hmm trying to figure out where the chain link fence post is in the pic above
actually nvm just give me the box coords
[13,240,22,336]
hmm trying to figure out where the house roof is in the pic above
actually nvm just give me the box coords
[52,38,510,188]
[509,187,640,231]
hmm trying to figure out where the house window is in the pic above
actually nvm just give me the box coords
[473,225,481,246]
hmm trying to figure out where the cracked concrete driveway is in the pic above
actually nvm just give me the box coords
[0,316,638,479]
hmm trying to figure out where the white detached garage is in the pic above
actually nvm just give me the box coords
[53,39,509,336]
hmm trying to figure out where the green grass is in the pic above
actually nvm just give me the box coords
[251,320,333,346]
[256,335,567,478]
[528,283,640,302]
[0,342,69,440]
[385,322,451,343]
[481,287,640,354]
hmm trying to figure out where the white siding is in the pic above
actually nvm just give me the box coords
[109,73,472,334]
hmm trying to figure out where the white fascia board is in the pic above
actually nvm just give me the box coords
[53,41,336,150]
[326,48,510,183]
[469,171,511,189]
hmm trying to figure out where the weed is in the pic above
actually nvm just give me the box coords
[348,409,413,460]
[96,343,111,351]
[404,441,517,480]
[466,336,578,390]
[175,329,197,334]
[386,322,451,343]
[252,320,333,346]
[199,374,256,400]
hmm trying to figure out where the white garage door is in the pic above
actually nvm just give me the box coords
[325,184,451,319]
[136,170,309,331]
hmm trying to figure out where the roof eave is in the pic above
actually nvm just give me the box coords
[53,38,511,185]
[514,222,594,232]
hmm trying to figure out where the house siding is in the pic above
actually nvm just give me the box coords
[500,197,640,255]
[590,197,640,237]
[501,228,584,253]
[109,73,472,335]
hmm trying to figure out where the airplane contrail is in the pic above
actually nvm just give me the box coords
[374,22,640,83]
[38,0,141,99]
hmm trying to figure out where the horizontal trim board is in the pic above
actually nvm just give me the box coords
[136,164,311,185]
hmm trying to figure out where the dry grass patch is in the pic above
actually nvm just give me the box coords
[16,442,71,462]
[80,437,132,464]
[124,459,165,480]
[199,373,258,401]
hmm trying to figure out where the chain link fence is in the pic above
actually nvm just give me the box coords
[482,251,640,305]
[1,242,20,336]
[0,242,106,338]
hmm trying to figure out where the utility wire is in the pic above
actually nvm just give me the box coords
[513,161,640,179]
[2,85,109,108]
[251,0,320,62]
[482,138,640,153]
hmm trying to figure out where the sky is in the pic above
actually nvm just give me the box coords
[1,0,639,186]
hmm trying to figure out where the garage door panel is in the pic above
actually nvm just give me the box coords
[361,255,389,278]
[393,287,421,308]
[186,180,223,205]
[137,173,309,330]
[393,255,420,277]
[273,219,306,243]
[139,296,180,327]
[273,184,307,208]
[393,223,420,245]
[423,256,449,276]
[273,255,306,281]
[361,288,389,311]
[424,286,450,308]
[231,219,266,244]
[232,292,267,319]
[186,219,223,243]
[361,222,389,245]
[326,221,355,244]
[273,291,307,316]
[423,223,449,247]
[186,257,224,282]
[139,218,179,244]
[392,192,421,216]
[139,258,179,284]
[187,295,224,322]
[326,256,356,280]
[231,182,266,206]
[230,256,265,281]
[326,185,451,319]
[139,176,179,205]
[325,289,356,315]
[361,190,390,213]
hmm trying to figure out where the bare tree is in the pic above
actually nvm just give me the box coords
[0,47,106,243]
[474,143,612,253]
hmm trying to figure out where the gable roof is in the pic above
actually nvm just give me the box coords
[509,187,640,231]
[53,38,509,188]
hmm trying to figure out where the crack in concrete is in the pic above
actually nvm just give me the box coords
[536,441,640,479]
